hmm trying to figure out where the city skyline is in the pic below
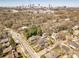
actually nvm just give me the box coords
[0,0,79,7]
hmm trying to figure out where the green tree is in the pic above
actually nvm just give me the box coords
[25,25,42,38]
[37,26,42,36]
[4,21,13,28]
[9,36,16,50]
[0,43,3,57]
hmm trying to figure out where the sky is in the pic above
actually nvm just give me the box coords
[0,0,79,7]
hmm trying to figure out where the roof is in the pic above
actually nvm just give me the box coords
[45,51,60,58]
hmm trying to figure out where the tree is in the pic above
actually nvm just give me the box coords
[9,36,16,50]
[4,21,13,28]
[25,25,42,38]
[0,43,3,57]
[37,26,42,36]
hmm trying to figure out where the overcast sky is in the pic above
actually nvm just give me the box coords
[0,0,79,7]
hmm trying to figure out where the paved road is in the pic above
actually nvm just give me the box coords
[5,28,40,58]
